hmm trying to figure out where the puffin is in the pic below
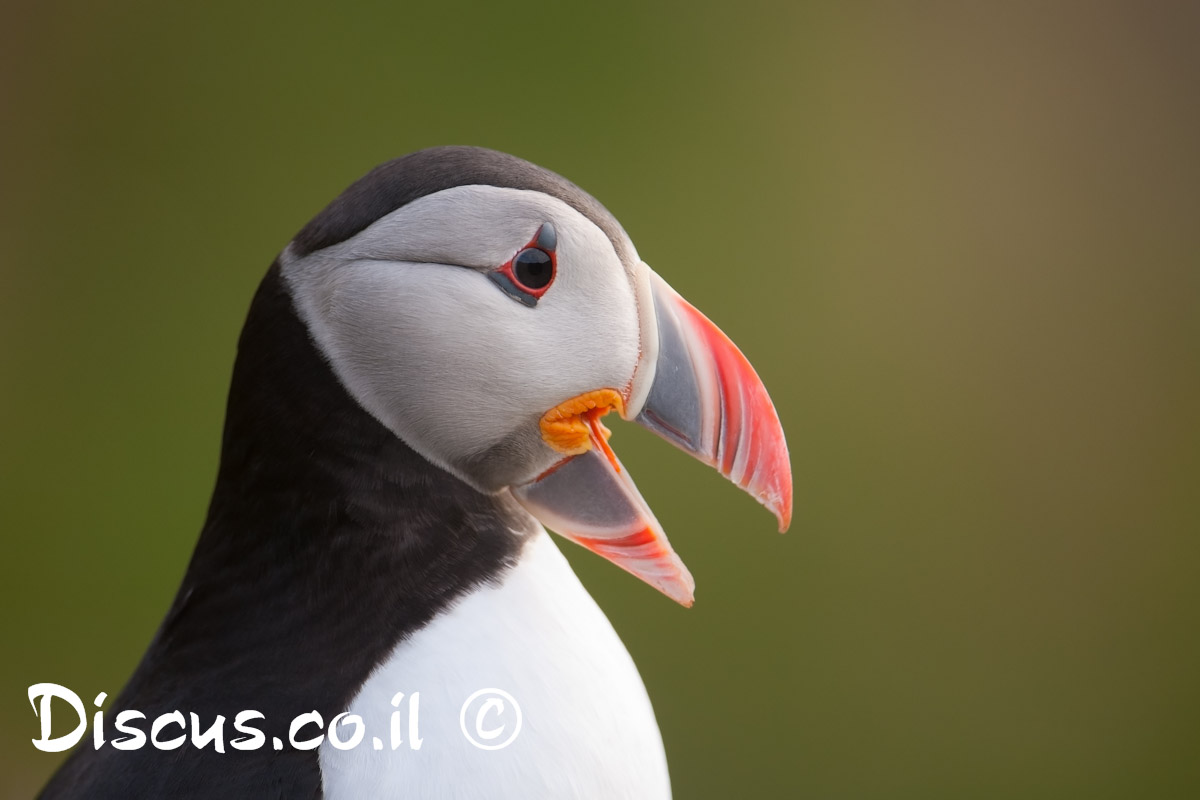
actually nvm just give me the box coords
[38,146,792,799]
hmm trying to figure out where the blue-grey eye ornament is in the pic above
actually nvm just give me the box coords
[489,223,557,307]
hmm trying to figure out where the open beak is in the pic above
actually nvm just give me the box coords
[511,271,792,606]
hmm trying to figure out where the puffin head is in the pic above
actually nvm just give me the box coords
[279,146,791,606]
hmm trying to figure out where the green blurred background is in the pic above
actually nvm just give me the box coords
[2,1,1198,797]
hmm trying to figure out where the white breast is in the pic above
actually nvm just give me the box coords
[318,529,672,799]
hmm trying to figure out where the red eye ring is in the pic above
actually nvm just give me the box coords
[489,223,558,307]
[503,247,555,295]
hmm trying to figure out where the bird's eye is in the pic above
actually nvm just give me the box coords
[512,248,554,291]
[488,223,558,307]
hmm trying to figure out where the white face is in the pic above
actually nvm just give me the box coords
[279,185,659,492]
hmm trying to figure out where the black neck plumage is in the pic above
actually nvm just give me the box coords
[40,262,533,799]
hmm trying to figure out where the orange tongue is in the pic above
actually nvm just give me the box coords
[539,388,624,455]
[511,398,696,605]
[584,409,621,473]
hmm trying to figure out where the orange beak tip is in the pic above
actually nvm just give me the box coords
[774,497,793,533]
[668,583,696,608]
